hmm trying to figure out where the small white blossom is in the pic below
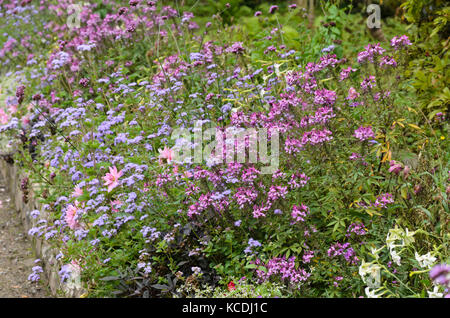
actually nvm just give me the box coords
[365,287,385,298]
[415,252,437,269]
[427,286,443,298]
[359,260,381,288]
[390,249,401,266]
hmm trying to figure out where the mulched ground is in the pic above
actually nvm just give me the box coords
[0,178,49,298]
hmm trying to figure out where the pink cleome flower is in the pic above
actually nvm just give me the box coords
[347,87,360,101]
[292,204,310,223]
[102,166,123,192]
[354,126,375,141]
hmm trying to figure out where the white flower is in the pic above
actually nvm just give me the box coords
[386,226,415,250]
[386,227,403,250]
[427,286,443,298]
[359,260,381,288]
[260,88,265,99]
[403,228,415,246]
[370,246,384,260]
[415,252,437,269]
[274,63,281,77]
[191,266,202,275]
[365,287,385,298]
[390,249,401,266]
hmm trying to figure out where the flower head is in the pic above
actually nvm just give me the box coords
[269,5,278,14]
[354,126,375,141]
[72,186,83,198]
[158,146,174,164]
[102,166,123,192]
[415,252,437,269]
[65,203,81,230]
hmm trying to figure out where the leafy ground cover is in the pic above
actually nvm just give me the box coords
[0,0,448,298]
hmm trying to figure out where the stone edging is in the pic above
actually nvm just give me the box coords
[0,159,84,297]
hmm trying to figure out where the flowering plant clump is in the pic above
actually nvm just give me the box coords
[0,0,448,298]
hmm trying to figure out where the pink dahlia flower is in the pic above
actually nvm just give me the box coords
[158,146,174,164]
[72,186,83,198]
[102,166,123,192]
[65,204,81,230]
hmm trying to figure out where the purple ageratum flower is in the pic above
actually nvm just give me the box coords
[58,264,73,283]
[244,238,262,254]
[28,265,43,282]
[321,45,335,53]
[30,209,40,219]
[354,126,375,141]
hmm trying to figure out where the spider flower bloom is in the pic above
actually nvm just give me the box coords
[158,146,174,164]
[65,204,81,230]
[347,87,359,100]
[388,160,403,175]
[102,166,123,192]
[354,126,375,141]
[390,35,412,49]
[226,42,245,54]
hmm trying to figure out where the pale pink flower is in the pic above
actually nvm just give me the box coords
[72,186,83,198]
[22,115,30,126]
[354,126,375,141]
[402,165,410,179]
[8,105,17,114]
[65,204,81,230]
[158,146,174,164]
[388,160,403,175]
[347,87,359,100]
[110,200,123,213]
[0,109,9,124]
[102,166,123,192]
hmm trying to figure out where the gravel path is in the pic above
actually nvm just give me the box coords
[0,179,49,298]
